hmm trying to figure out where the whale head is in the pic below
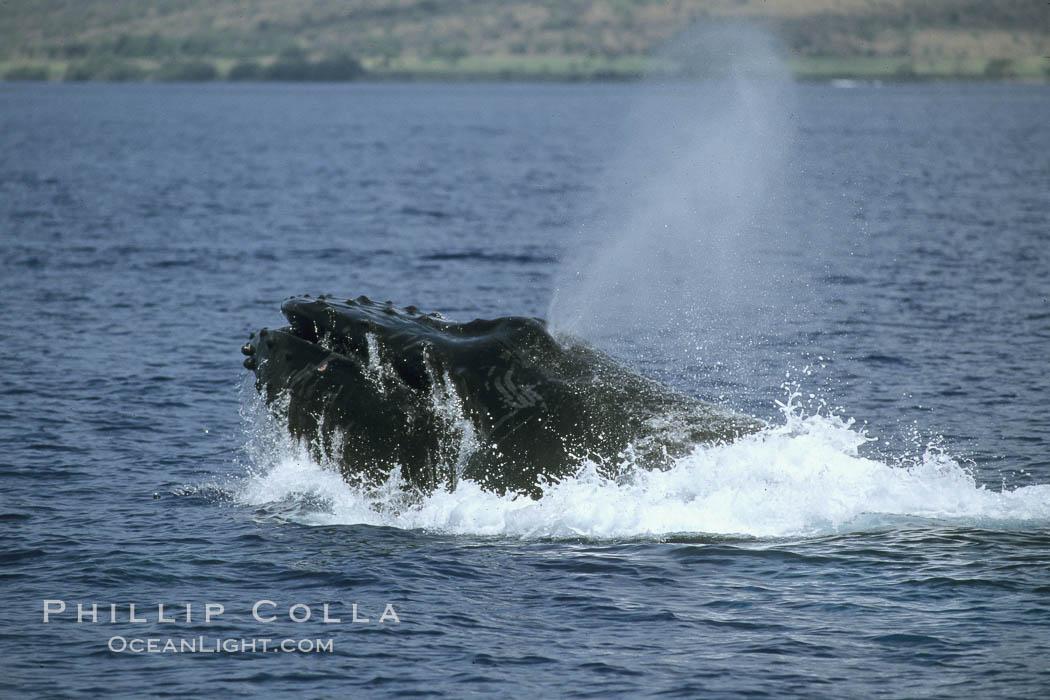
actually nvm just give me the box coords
[243,295,762,499]
[242,295,570,495]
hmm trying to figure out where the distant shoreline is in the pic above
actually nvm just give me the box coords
[5,1,1047,86]
[3,55,1048,85]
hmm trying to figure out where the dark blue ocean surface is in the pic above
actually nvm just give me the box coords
[2,81,1049,698]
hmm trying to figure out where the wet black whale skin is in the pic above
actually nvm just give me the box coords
[243,295,759,498]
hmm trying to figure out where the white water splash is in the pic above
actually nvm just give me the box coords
[233,393,1050,539]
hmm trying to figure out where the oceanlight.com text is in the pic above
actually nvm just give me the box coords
[107,636,334,654]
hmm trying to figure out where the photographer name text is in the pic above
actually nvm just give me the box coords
[43,600,400,625]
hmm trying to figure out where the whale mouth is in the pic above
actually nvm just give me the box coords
[240,297,343,371]
[242,295,444,395]
[285,310,320,345]
[281,296,338,348]
[277,295,381,361]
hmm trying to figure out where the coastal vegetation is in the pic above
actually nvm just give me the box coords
[2,0,1047,82]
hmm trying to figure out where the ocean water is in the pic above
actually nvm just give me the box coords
[2,81,1049,697]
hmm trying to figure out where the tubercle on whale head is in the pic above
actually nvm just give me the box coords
[270,295,555,360]
[242,296,563,404]
[247,295,527,417]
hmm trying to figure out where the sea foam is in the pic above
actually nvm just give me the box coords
[234,392,1050,539]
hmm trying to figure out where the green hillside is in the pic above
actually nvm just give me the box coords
[2,0,1048,81]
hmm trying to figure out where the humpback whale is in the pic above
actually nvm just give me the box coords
[242,295,759,498]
